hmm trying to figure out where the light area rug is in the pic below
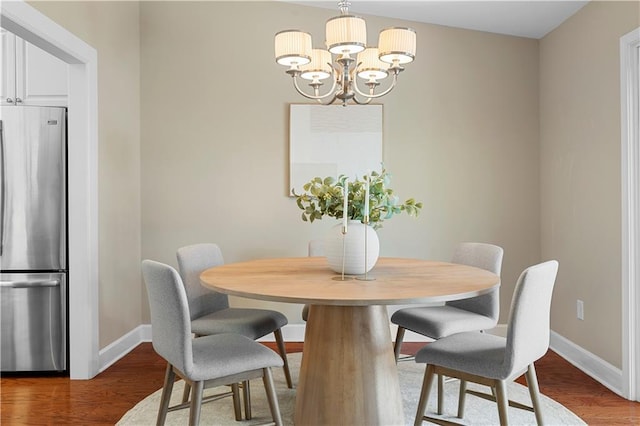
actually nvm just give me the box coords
[118,353,586,426]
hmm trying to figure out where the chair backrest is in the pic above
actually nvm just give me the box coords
[504,260,559,376]
[176,243,230,320]
[446,242,504,321]
[308,239,324,256]
[141,259,193,374]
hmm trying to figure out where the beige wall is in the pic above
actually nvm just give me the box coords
[540,0,639,369]
[28,1,142,349]
[26,0,542,350]
[24,0,639,376]
[140,2,540,323]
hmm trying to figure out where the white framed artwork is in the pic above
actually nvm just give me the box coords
[289,104,383,195]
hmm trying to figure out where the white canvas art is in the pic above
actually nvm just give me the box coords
[289,104,383,195]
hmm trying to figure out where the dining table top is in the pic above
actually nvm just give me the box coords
[199,256,500,306]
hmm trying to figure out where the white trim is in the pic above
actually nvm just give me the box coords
[99,325,152,373]
[105,320,637,404]
[256,323,435,343]
[390,324,434,342]
[257,324,307,342]
[390,322,626,398]
[135,323,436,345]
[621,26,640,401]
[140,324,153,342]
[1,0,100,379]
[550,331,623,397]
[265,326,626,401]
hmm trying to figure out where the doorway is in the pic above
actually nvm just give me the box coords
[1,1,99,379]
[621,26,640,401]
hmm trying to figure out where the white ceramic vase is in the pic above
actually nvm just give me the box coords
[324,220,380,275]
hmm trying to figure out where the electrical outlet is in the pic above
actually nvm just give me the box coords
[577,299,584,320]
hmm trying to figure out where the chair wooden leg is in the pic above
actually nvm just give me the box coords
[437,374,445,415]
[274,328,293,389]
[231,383,242,421]
[494,380,509,426]
[525,363,544,425]
[243,380,252,420]
[182,334,198,404]
[157,363,175,426]
[457,379,467,418]
[393,327,406,362]
[414,364,436,426]
[262,367,283,426]
[181,382,191,404]
[188,381,204,426]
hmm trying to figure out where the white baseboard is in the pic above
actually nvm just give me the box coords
[483,326,624,398]
[549,330,623,397]
[256,323,435,343]
[390,324,433,342]
[257,324,307,342]
[99,323,426,372]
[388,323,625,398]
[270,323,510,342]
[98,325,151,373]
[100,323,624,400]
[99,323,304,368]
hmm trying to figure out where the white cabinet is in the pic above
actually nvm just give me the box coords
[2,29,68,107]
[1,29,17,104]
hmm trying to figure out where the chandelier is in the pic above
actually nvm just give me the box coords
[274,1,416,106]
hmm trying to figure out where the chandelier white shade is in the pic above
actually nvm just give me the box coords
[379,27,417,64]
[275,30,312,67]
[326,14,367,54]
[274,1,416,105]
[301,49,333,81]
[356,48,388,81]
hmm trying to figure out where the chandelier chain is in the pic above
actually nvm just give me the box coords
[338,1,351,15]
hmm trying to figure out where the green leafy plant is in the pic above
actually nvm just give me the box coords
[292,169,423,229]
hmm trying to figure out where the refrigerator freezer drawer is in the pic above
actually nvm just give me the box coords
[0,272,66,372]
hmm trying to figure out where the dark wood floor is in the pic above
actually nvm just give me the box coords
[1,342,638,425]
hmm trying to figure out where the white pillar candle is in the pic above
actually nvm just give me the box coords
[364,174,370,220]
[343,178,349,231]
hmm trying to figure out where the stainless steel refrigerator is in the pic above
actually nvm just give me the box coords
[0,105,67,372]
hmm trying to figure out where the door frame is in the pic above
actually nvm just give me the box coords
[1,0,99,379]
[621,26,640,401]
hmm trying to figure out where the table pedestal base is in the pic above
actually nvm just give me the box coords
[294,305,405,425]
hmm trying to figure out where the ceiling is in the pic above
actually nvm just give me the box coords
[285,1,589,39]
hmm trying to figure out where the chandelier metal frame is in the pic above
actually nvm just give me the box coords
[275,1,416,106]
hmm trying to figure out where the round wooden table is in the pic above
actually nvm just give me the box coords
[200,257,500,426]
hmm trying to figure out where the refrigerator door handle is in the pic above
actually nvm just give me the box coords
[0,279,60,288]
[0,119,4,256]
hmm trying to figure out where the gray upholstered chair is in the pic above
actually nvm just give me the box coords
[301,239,324,322]
[176,243,293,419]
[391,242,503,413]
[307,239,324,256]
[141,259,284,426]
[413,260,559,426]
[392,243,504,359]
